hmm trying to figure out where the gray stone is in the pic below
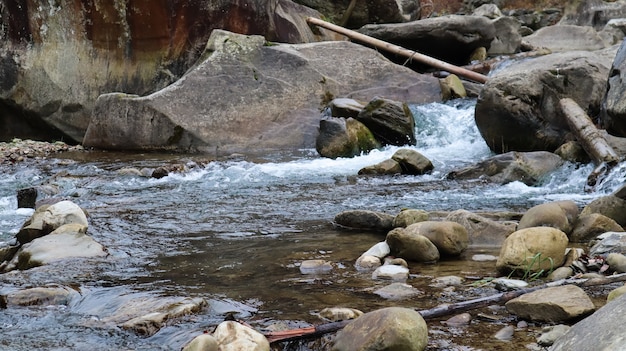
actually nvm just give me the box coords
[589,231,626,257]
[603,39,626,137]
[374,282,422,300]
[386,227,440,263]
[446,209,515,246]
[121,298,208,336]
[329,98,365,119]
[524,25,607,52]
[570,213,624,243]
[518,201,579,235]
[316,117,381,159]
[505,285,595,322]
[391,148,434,175]
[488,16,522,55]
[358,159,403,176]
[333,210,394,232]
[537,324,571,347]
[580,195,626,227]
[392,209,429,228]
[356,97,416,147]
[332,307,428,351]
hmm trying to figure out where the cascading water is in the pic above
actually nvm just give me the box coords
[0,98,619,350]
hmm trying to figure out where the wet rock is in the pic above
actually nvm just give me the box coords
[606,253,626,273]
[329,98,365,119]
[316,117,381,159]
[333,210,394,232]
[372,264,409,281]
[16,187,38,209]
[475,50,612,154]
[443,312,472,327]
[213,320,270,351]
[358,158,402,175]
[386,227,440,263]
[299,259,333,274]
[151,167,169,179]
[440,74,467,100]
[384,257,408,267]
[374,282,422,300]
[496,227,568,275]
[182,333,219,351]
[524,25,607,52]
[355,255,382,271]
[319,307,363,322]
[16,200,89,245]
[332,307,428,351]
[5,286,80,307]
[3,223,107,272]
[493,325,515,341]
[355,97,416,147]
[580,195,626,227]
[518,200,579,235]
[589,232,626,257]
[570,213,624,243]
[357,15,495,66]
[392,208,429,228]
[471,254,497,262]
[448,152,564,186]
[391,148,434,175]
[121,298,207,336]
[537,324,570,347]
[445,209,515,246]
[554,140,590,163]
[404,221,469,256]
[505,285,595,322]
[550,292,626,351]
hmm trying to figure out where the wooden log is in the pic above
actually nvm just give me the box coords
[559,98,621,189]
[306,17,489,84]
[264,273,626,344]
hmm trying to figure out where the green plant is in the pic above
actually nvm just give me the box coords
[508,252,555,282]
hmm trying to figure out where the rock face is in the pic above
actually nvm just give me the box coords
[505,285,595,322]
[496,227,568,275]
[602,39,626,137]
[475,50,612,154]
[523,25,607,52]
[357,15,496,65]
[0,0,340,143]
[332,307,428,351]
[550,292,626,351]
[83,30,441,154]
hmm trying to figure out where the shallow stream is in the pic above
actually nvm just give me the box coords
[1,99,622,350]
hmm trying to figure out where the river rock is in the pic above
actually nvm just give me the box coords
[537,324,571,347]
[518,201,579,235]
[570,213,624,243]
[213,320,270,351]
[358,159,403,176]
[3,223,107,272]
[329,98,366,119]
[524,25,607,52]
[316,117,381,159]
[391,149,434,175]
[182,334,219,351]
[1,1,339,143]
[355,97,416,147]
[374,282,422,300]
[606,252,626,273]
[332,307,428,351]
[333,210,394,232]
[299,259,333,274]
[5,286,80,307]
[607,284,626,302]
[447,151,564,185]
[319,307,363,322]
[404,221,469,256]
[355,241,390,271]
[602,38,626,136]
[550,291,626,351]
[16,200,89,245]
[475,50,612,154]
[386,227,440,263]
[580,195,626,227]
[357,15,495,66]
[392,208,429,228]
[121,297,207,336]
[505,285,595,322]
[372,264,409,281]
[496,227,568,274]
[83,30,441,154]
[445,209,515,246]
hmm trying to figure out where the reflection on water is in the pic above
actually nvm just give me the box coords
[0,99,619,350]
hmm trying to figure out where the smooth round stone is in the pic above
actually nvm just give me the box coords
[372,264,409,281]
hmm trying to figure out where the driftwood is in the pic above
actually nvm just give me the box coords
[559,98,621,189]
[306,17,489,84]
[265,272,626,344]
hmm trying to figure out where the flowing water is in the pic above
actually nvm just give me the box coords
[0,99,623,350]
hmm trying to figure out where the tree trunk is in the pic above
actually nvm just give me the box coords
[306,17,489,84]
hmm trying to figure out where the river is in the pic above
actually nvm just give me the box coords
[0,98,621,350]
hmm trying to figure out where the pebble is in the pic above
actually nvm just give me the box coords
[494,325,515,341]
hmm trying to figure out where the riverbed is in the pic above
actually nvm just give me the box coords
[0,99,620,350]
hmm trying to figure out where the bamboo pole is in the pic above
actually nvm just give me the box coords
[306,17,489,84]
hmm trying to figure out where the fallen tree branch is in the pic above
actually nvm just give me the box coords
[265,272,626,344]
[306,17,489,84]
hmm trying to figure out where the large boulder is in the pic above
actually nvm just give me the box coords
[386,227,440,263]
[404,221,469,256]
[523,25,608,52]
[332,307,428,351]
[445,209,516,247]
[475,50,613,154]
[15,200,89,245]
[580,195,626,227]
[83,30,441,154]
[496,227,569,275]
[447,151,564,185]
[357,15,496,66]
[0,0,340,143]
[601,39,626,137]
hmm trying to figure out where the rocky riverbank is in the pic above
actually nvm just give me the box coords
[0,139,84,165]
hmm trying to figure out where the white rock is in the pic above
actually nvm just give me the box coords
[213,321,269,351]
[372,264,409,281]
